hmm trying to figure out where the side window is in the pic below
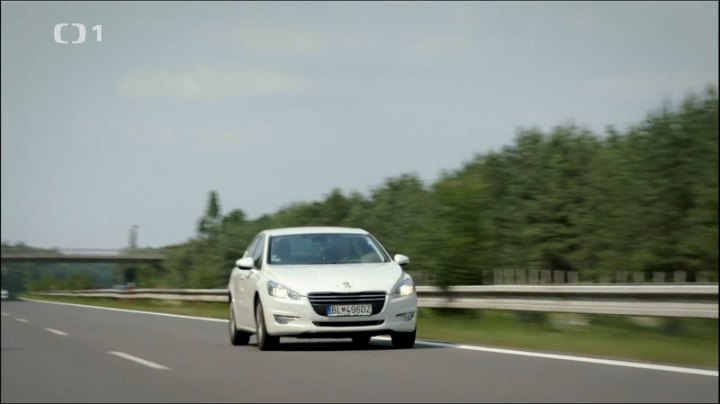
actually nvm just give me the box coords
[252,235,266,269]
[243,235,261,259]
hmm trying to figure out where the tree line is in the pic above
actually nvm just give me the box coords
[133,87,716,288]
[2,88,717,291]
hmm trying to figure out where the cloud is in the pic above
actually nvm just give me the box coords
[235,22,328,55]
[585,71,718,101]
[204,128,272,149]
[412,5,478,56]
[118,66,312,100]
[233,19,473,57]
[412,33,471,55]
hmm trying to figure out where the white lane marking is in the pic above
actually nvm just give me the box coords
[454,344,719,377]
[108,351,169,370]
[23,298,717,377]
[374,337,718,377]
[44,328,68,336]
[1,312,9,316]
[15,318,30,323]
[21,298,227,323]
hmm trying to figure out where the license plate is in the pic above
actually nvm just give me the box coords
[326,304,372,317]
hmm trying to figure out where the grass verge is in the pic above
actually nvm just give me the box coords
[19,294,228,319]
[18,293,717,369]
[418,308,717,369]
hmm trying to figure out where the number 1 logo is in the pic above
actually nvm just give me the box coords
[54,23,102,44]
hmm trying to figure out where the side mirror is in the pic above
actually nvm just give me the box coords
[394,254,409,266]
[235,257,255,270]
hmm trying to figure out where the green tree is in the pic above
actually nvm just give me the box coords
[149,87,718,288]
[197,191,222,239]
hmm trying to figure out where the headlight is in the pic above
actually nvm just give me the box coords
[392,277,415,298]
[267,280,301,301]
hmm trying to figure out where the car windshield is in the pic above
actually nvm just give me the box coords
[267,233,390,265]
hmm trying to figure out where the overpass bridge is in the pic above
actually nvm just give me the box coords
[0,249,166,264]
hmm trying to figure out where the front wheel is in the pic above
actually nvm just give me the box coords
[255,301,279,351]
[391,328,416,349]
[229,302,250,346]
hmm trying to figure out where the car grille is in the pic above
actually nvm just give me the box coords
[308,291,387,316]
[312,320,384,327]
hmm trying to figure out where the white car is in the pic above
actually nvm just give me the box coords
[227,227,417,350]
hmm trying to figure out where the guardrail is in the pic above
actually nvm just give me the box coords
[35,284,719,319]
[415,285,718,318]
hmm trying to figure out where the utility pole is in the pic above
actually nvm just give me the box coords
[128,225,139,250]
[124,225,140,288]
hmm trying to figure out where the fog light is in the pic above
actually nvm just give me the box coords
[396,311,415,321]
[274,315,299,324]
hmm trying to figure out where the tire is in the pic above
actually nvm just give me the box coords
[255,301,279,351]
[229,302,250,346]
[351,335,371,346]
[391,328,416,349]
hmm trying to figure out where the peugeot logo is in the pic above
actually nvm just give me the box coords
[342,282,351,289]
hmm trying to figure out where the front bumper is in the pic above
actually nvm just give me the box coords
[261,293,417,337]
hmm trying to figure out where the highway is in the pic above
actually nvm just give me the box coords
[1,300,717,403]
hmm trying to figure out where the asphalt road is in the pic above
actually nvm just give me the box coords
[1,300,717,403]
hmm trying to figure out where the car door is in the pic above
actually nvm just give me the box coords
[230,234,260,330]
[235,234,266,328]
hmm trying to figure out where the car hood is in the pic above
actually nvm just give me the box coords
[264,262,403,295]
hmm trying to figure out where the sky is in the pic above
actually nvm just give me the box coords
[1,1,718,250]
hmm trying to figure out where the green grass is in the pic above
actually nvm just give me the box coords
[20,294,718,369]
[417,308,718,369]
[21,294,228,319]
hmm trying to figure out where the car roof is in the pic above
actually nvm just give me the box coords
[261,226,369,237]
